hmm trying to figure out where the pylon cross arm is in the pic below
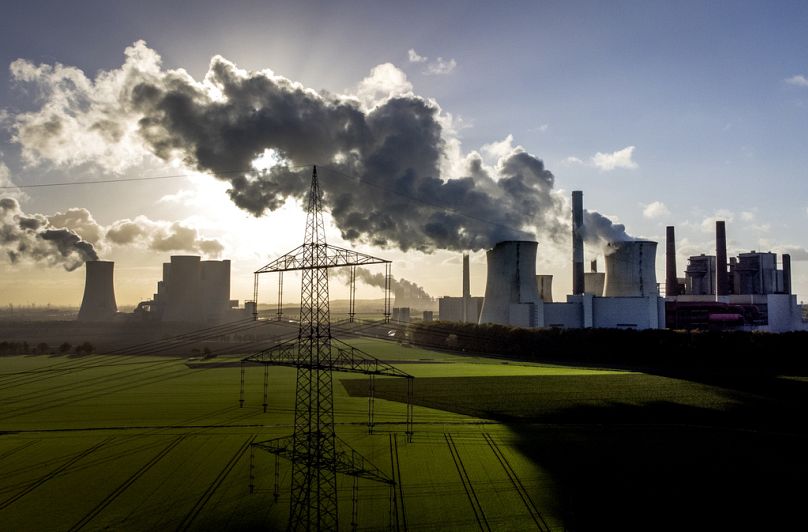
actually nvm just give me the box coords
[255,244,391,274]
[253,435,394,486]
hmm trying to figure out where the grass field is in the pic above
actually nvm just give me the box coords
[1,339,806,530]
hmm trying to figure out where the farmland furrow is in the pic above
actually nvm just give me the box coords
[483,432,550,531]
[68,434,187,531]
[0,437,111,510]
[0,439,38,462]
[444,433,490,532]
[176,434,256,531]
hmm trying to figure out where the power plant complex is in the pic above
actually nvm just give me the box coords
[76,190,806,332]
[78,255,246,324]
[439,191,806,332]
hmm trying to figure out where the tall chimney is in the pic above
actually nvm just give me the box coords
[783,253,792,295]
[572,190,585,295]
[665,226,678,297]
[715,221,729,296]
[462,253,470,323]
[78,260,118,322]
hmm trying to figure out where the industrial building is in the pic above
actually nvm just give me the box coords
[134,255,243,323]
[665,221,806,332]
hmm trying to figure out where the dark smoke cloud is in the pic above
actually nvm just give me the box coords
[335,267,433,305]
[0,197,98,270]
[10,41,631,252]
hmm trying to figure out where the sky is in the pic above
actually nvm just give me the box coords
[1,0,808,307]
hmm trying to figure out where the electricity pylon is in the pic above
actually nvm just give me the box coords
[241,166,413,531]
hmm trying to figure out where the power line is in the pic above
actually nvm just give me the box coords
[0,165,313,190]
[1,163,532,240]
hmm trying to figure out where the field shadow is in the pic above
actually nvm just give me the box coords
[342,373,808,531]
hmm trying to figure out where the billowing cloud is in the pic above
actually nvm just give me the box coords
[47,207,104,243]
[592,146,638,171]
[355,63,413,109]
[785,74,808,87]
[642,200,670,219]
[8,41,629,252]
[9,42,161,170]
[0,194,223,271]
[106,216,223,256]
[0,197,98,270]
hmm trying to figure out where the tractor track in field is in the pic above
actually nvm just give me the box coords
[68,435,188,531]
[0,438,112,511]
[176,434,256,531]
[444,433,491,532]
[482,432,550,531]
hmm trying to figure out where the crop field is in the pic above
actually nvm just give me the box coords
[1,338,807,530]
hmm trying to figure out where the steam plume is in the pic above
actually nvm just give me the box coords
[0,197,97,271]
[9,41,632,252]
[0,197,224,270]
[335,267,433,306]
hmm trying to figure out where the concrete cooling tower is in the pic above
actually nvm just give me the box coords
[604,240,658,297]
[479,241,542,327]
[584,272,605,296]
[78,260,118,321]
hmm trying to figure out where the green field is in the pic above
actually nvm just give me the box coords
[1,340,806,530]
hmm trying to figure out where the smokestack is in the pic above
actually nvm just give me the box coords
[716,221,729,296]
[462,253,470,323]
[78,260,117,321]
[572,191,585,295]
[665,226,678,297]
[479,241,542,327]
[783,253,792,295]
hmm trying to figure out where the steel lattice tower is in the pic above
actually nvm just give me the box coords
[291,166,338,527]
[242,166,414,531]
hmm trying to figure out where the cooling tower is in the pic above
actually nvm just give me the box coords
[584,272,605,296]
[78,260,118,322]
[479,241,542,327]
[162,255,203,322]
[572,191,585,295]
[201,260,231,322]
[536,274,553,302]
[716,221,729,296]
[603,240,658,297]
